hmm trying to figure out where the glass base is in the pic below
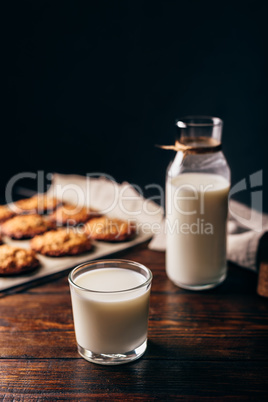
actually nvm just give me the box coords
[170,272,227,291]
[77,339,147,365]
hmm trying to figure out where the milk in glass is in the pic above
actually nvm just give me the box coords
[166,173,230,288]
[70,267,151,355]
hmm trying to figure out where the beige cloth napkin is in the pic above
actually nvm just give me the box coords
[149,199,268,272]
[47,173,163,227]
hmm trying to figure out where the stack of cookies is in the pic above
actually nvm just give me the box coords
[0,194,136,276]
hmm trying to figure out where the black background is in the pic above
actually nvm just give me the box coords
[3,0,268,210]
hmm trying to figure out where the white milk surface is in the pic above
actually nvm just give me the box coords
[70,268,151,354]
[166,173,230,288]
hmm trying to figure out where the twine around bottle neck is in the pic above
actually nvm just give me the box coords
[157,136,222,155]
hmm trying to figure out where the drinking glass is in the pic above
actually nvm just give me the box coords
[68,259,152,365]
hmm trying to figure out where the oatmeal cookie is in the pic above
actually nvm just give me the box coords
[30,228,93,257]
[1,214,55,239]
[0,205,15,223]
[84,216,136,242]
[14,195,61,214]
[49,204,101,226]
[0,245,40,275]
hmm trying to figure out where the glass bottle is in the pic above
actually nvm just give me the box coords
[165,116,231,290]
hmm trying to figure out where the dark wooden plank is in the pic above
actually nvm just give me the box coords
[0,359,268,400]
[1,329,268,362]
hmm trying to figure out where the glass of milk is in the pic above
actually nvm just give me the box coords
[166,116,230,290]
[68,259,153,365]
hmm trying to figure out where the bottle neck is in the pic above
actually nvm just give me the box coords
[159,137,221,155]
[176,116,223,143]
[178,136,222,154]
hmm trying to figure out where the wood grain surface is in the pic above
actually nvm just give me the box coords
[1,243,268,400]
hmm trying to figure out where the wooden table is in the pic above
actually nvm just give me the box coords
[1,243,268,400]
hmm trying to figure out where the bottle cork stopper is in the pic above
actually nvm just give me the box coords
[257,262,268,297]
